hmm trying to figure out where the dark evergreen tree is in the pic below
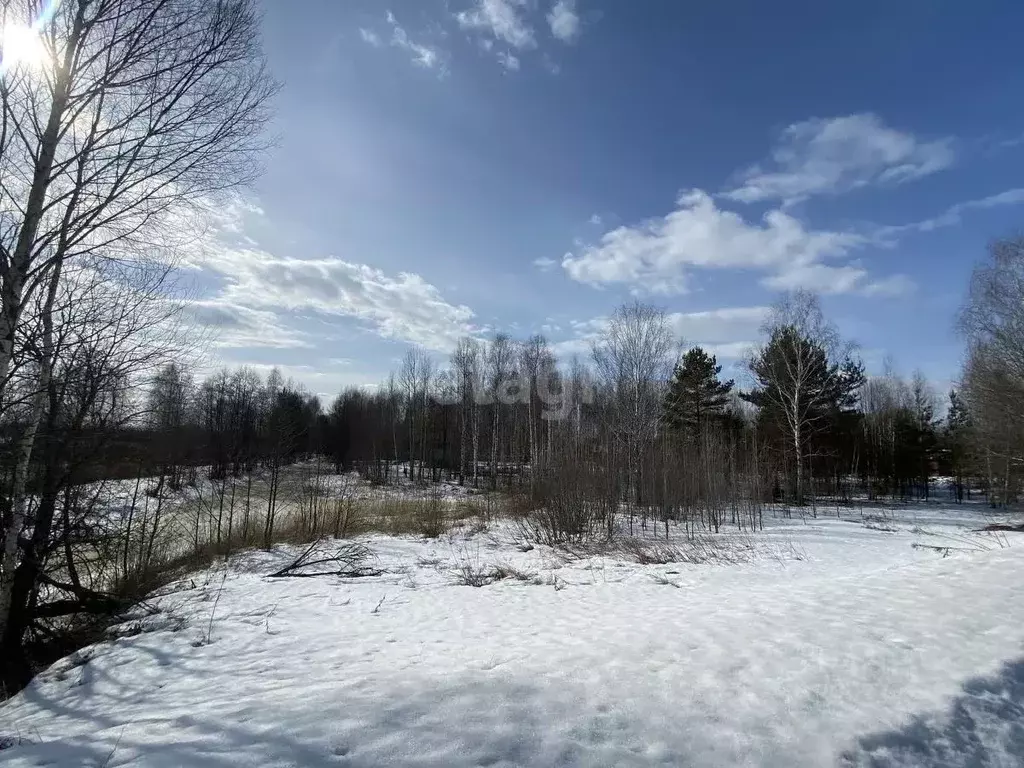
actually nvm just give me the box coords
[741,326,864,502]
[910,373,939,499]
[663,347,734,444]
[943,388,972,502]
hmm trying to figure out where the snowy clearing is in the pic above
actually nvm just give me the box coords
[1,502,1023,767]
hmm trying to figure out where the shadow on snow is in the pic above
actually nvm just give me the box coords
[842,656,1024,767]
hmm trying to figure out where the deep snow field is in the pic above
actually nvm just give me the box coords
[1,500,1023,767]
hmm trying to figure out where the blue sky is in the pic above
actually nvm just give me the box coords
[188,0,1024,398]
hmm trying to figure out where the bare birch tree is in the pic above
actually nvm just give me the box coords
[0,0,274,655]
[451,337,480,486]
[592,302,675,521]
[1,258,184,688]
[486,333,514,489]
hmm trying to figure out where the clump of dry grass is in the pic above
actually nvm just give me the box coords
[453,561,494,587]
[611,534,760,565]
[372,498,482,538]
[488,562,539,583]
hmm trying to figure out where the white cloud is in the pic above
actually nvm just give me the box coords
[496,50,520,71]
[859,274,916,297]
[700,342,756,361]
[668,306,768,346]
[548,316,605,359]
[562,189,866,294]
[456,0,536,49]
[208,361,385,401]
[999,132,1024,149]
[762,263,913,297]
[189,202,478,353]
[359,28,382,47]
[387,13,443,70]
[550,306,768,361]
[668,307,770,361]
[724,114,954,204]
[214,257,476,353]
[548,0,580,42]
[533,256,558,271]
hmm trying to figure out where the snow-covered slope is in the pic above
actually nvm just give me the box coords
[1,504,1022,767]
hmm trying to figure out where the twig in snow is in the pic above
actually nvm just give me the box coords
[912,543,954,557]
[194,572,228,646]
[100,725,127,767]
[650,573,681,588]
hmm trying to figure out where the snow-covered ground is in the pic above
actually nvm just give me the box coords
[2,501,1023,767]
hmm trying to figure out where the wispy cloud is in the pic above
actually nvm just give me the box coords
[496,50,520,71]
[218,258,476,352]
[456,0,536,49]
[877,188,1024,238]
[724,114,954,205]
[762,264,914,298]
[191,202,478,353]
[182,300,313,350]
[386,11,444,70]
[451,0,589,70]
[359,28,382,47]
[360,12,445,71]
[548,0,580,42]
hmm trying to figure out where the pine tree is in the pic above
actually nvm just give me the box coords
[663,347,734,444]
[909,372,939,499]
[944,388,972,502]
[741,325,864,502]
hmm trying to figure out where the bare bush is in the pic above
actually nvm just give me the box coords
[613,534,759,566]
[519,437,618,546]
[452,560,537,587]
[451,549,493,587]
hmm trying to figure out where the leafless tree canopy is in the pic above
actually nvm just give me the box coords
[0,0,276,396]
[958,236,1024,501]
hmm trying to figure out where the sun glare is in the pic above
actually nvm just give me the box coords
[0,23,48,73]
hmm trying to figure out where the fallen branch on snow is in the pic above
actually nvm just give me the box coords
[978,523,1024,533]
[267,539,382,578]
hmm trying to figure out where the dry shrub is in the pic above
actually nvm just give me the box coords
[520,449,619,546]
[613,534,759,565]
[453,561,494,587]
[453,561,538,587]
[616,538,685,565]
[450,545,491,587]
[362,491,482,538]
[416,494,448,538]
[505,492,536,520]
[488,562,539,583]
